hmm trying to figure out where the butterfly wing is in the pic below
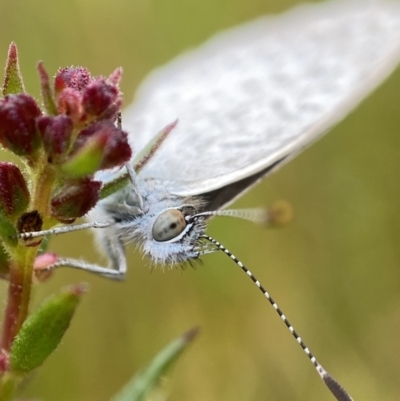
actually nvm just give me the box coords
[123,0,400,205]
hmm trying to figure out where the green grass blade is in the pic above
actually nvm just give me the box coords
[111,327,198,401]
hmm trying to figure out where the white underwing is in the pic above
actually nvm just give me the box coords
[90,0,400,267]
[122,0,400,198]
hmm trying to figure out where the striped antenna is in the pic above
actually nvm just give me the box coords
[202,234,353,401]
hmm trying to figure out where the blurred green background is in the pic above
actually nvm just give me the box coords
[1,0,400,400]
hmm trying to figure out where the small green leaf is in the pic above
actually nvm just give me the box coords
[99,173,130,200]
[9,284,86,374]
[37,62,57,115]
[0,242,10,277]
[2,43,25,96]
[61,136,104,178]
[110,327,199,401]
[0,214,17,247]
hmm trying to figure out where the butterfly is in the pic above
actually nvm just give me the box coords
[20,1,400,400]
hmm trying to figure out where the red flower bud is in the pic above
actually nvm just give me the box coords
[56,88,83,122]
[54,67,122,123]
[37,115,73,163]
[0,163,30,219]
[82,78,121,120]
[73,121,132,171]
[0,94,41,156]
[51,178,101,222]
[54,66,92,95]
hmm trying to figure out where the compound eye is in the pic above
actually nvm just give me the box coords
[152,209,187,242]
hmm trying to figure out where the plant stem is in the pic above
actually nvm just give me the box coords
[1,264,23,352]
[30,159,57,224]
[0,248,36,352]
[0,159,56,352]
[0,374,16,401]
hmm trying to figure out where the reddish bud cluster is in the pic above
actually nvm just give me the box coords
[48,67,131,221]
[0,60,132,222]
[54,66,123,124]
[48,67,131,174]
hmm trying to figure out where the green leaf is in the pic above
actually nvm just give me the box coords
[99,172,130,200]
[110,327,199,401]
[2,43,25,96]
[9,284,86,374]
[0,242,10,277]
[61,136,104,178]
[0,214,17,247]
[37,62,57,115]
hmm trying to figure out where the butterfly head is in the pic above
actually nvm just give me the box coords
[98,179,209,266]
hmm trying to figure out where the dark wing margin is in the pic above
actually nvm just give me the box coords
[200,157,288,211]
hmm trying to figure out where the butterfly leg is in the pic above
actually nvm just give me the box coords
[124,162,144,210]
[41,235,127,280]
[18,220,114,241]
[45,259,124,279]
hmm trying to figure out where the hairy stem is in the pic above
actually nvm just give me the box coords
[1,158,56,352]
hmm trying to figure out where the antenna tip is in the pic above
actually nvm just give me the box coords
[266,200,294,227]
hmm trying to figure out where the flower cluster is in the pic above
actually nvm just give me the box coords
[0,52,132,225]
[0,44,147,399]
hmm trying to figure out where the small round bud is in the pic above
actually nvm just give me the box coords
[37,115,73,163]
[0,94,41,156]
[0,162,30,220]
[50,178,102,222]
[56,88,83,122]
[82,78,121,119]
[68,121,132,173]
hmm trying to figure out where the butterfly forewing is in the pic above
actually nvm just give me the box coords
[122,0,400,200]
